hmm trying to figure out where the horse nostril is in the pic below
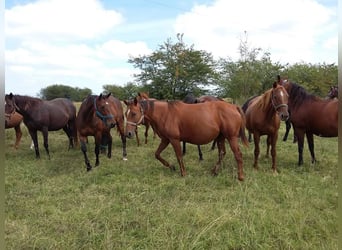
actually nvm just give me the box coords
[110,123,116,128]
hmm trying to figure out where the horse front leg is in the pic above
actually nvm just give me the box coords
[106,134,113,159]
[306,133,316,164]
[270,133,278,173]
[283,119,291,141]
[80,136,92,171]
[14,125,22,149]
[117,122,127,160]
[144,123,149,144]
[94,136,101,167]
[155,138,174,171]
[253,132,261,169]
[197,145,203,161]
[170,139,186,176]
[29,129,40,159]
[295,129,305,165]
[42,128,50,160]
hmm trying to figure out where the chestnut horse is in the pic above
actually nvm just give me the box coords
[279,79,338,165]
[5,93,77,159]
[182,94,222,160]
[125,99,248,181]
[5,111,23,149]
[245,82,289,173]
[124,92,155,146]
[76,93,127,171]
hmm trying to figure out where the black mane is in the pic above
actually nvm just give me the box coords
[288,82,320,108]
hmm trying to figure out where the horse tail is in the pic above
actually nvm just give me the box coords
[236,105,249,147]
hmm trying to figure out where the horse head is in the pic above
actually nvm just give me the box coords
[5,93,18,114]
[94,93,116,128]
[124,97,144,139]
[271,82,289,121]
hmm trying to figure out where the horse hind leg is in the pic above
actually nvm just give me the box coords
[226,136,244,181]
[252,133,261,170]
[42,128,50,160]
[63,124,74,150]
[29,130,40,159]
[211,136,226,176]
[306,133,316,164]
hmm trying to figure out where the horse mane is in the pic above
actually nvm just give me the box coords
[254,89,272,111]
[288,82,320,107]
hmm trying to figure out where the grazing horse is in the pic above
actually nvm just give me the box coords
[326,85,338,99]
[76,93,127,171]
[245,82,289,173]
[279,79,338,165]
[5,110,23,149]
[182,94,222,160]
[125,99,248,181]
[5,93,77,159]
[124,92,155,146]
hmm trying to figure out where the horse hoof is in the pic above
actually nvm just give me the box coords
[87,167,92,172]
[238,176,244,181]
[123,157,128,161]
[170,165,176,171]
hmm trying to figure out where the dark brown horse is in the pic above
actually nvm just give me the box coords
[76,93,127,171]
[279,78,338,165]
[124,92,155,146]
[245,82,289,173]
[125,99,248,181]
[182,94,222,160]
[5,93,77,159]
[5,111,23,149]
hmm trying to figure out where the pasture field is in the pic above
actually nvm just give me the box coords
[5,123,337,249]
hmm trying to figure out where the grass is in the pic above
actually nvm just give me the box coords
[5,123,338,249]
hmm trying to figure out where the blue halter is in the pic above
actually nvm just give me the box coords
[93,97,114,123]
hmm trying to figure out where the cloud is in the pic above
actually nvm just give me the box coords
[174,0,337,64]
[5,0,123,40]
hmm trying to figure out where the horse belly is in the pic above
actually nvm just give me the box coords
[180,124,219,145]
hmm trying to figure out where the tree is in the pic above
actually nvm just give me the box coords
[128,33,218,100]
[39,84,91,101]
[102,82,143,100]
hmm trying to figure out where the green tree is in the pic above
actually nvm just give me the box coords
[128,33,218,100]
[39,84,91,101]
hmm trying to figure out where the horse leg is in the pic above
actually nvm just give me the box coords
[283,119,291,141]
[211,136,225,176]
[107,134,113,159]
[295,130,305,165]
[155,138,175,171]
[248,131,253,142]
[94,135,101,167]
[266,135,271,158]
[14,125,22,149]
[116,121,127,160]
[210,139,216,150]
[42,128,50,160]
[80,136,92,171]
[227,136,244,181]
[62,126,73,150]
[144,123,149,144]
[182,141,186,155]
[306,133,316,164]
[197,145,203,161]
[170,139,187,176]
[29,130,40,159]
[270,133,278,173]
[252,132,261,169]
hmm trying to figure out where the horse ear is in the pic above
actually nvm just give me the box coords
[134,97,138,105]
[124,100,128,105]
[106,93,111,98]
[277,75,281,82]
[138,92,141,97]
[99,93,103,99]
[273,81,277,88]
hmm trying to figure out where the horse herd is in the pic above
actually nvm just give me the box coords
[5,77,338,181]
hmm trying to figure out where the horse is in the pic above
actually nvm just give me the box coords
[245,82,289,173]
[5,110,23,149]
[76,93,127,171]
[124,92,155,146]
[326,85,338,99]
[279,78,338,165]
[241,95,258,142]
[5,93,77,159]
[182,94,222,160]
[125,99,249,181]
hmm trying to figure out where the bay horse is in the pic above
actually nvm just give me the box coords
[182,94,222,160]
[124,92,155,146]
[125,99,249,181]
[5,110,23,149]
[279,78,338,165]
[5,93,77,159]
[76,93,127,171]
[245,82,289,173]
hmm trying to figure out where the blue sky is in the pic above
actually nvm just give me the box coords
[5,0,338,97]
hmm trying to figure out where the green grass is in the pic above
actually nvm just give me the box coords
[5,123,337,249]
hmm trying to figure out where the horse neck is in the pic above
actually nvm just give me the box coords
[143,101,167,122]
[14,96,35,117]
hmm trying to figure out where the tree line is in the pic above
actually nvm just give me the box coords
[39,33,337,104]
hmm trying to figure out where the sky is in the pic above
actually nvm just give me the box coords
[5,0,338,97]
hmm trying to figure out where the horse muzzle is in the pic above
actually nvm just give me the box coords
[279,111,289,121]
[126,130,135,139]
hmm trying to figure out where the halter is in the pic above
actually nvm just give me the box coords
[126,106,145,127]
[93,97,114,123]
[271,89,288,112]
